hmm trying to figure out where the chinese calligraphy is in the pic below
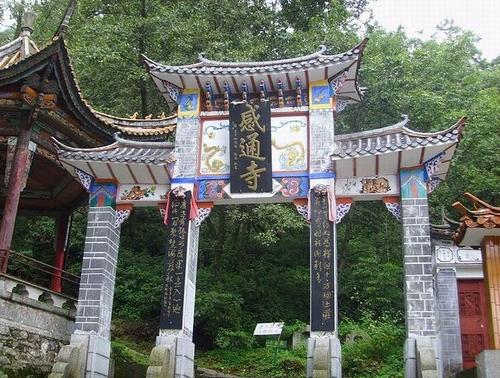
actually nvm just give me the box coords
[310,189,335,332]
[229,101,272,193]
[159,190,191,329]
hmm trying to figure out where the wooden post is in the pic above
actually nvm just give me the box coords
[0,123,33,273]
[481,235,500,349]
[50,213,71,292]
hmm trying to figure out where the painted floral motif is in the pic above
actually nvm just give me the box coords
[120,185,156,201]
[360,177,390,194]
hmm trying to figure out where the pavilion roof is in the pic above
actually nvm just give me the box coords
[453,193,500,247]
[54,134,175,185]
[0,36,176,142]
[332,116,466,179]
[144,39,367,110]
[0,31,39,69]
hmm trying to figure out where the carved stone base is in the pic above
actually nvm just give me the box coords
[405,337,440,378]
[146,335,194,378]
[307,336,341,378]
[476,350,500,378]
[48,332,111,378]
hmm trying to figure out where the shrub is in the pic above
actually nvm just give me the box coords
[215,329,255,349]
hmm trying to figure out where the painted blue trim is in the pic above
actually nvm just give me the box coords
[423,151,444,165]
[272,172,309,178]
[197,172,310,180]
[309,172,335,179]
[171,177,196,184]
[196,174,230,180]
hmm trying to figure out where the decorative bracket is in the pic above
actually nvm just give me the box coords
[423,152,445,193]
[383,196,401,222]
[162,80,182,104]
[427,177,442,194]
[75,168,93,192]
[293,197,353,224]
[329,70,349,96]
[335,98,349,113]
[293,198,309,222]
[336,198,353,224]
[115,204,133,229]
[195,206,213,227]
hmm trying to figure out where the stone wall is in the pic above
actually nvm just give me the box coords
[0,295,74,375]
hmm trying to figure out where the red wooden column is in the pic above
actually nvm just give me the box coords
[50,213,71,292]
[0,124,33,273]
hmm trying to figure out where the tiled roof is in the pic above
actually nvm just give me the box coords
[0,36,176,141]
[332,116,466,159]
[0,22,39,70]
[53,134,175,165]
[453,193,500,245]
[94,112,176,137]
[143,40,367,76]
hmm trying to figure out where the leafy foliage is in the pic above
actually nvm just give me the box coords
[4,1,500,376]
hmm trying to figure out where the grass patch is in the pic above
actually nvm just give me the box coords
[196,344,306,378]
[111,339,150,366]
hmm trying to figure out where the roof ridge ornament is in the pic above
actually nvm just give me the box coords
[54,0,77,38]
[198,52,208,63]
[190,44,340,68]
[20,10,36,36]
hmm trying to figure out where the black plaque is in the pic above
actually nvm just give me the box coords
[310,190,335,332]
[229,100,272,193]
[159,191,191,329]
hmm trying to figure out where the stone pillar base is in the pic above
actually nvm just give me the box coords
[49,331,111,378]
[307,336,341,378]
[476,350,500,378]
[146,335,194,378]
[405,337,440,378]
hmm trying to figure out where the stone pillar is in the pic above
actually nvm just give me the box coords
[399,167,439,378]
[50,213,71,293]
[50,180,120,378]
[306,183,340,378]
[147,188,200,378]
[435,267,463,376]
[481,236,500,349]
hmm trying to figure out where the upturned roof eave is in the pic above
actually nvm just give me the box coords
[0,37,176,140]
[143,38,368,77]
[335,116,466,142]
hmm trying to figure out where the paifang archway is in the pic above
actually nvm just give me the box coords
[52,39,466,378]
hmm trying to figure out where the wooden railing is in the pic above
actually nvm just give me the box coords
[2,249,80,298]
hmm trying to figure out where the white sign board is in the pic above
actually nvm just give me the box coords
[253,322,284,336]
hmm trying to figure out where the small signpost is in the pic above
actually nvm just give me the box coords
[254,322,284,362]
[253,322,284,337]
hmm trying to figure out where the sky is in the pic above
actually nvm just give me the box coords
[369,0,500,60]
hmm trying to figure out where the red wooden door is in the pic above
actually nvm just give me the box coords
[458,279,490,370]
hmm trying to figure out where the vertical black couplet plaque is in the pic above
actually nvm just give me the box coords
[229,100,272,193]
[310,190,335,332]
[159,191,191,329]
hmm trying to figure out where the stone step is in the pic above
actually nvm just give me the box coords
[196,367,241,377]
